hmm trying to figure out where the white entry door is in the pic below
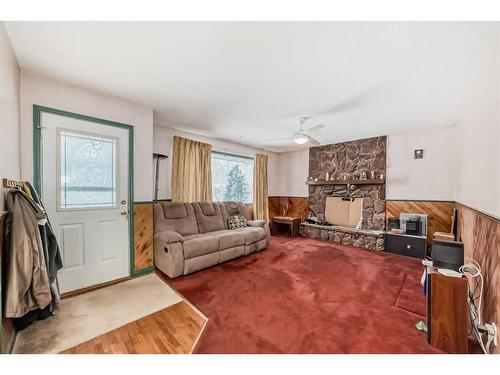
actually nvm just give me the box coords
[41,111,130,293]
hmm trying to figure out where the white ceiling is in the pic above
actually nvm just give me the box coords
[5,21,493,152]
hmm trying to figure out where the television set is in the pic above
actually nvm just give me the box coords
[400,213,428,236]
[431,240,464,272]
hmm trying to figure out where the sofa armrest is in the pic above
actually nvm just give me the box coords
[154,230,184,244]
[154,233,185,278]
[247,219,266,227]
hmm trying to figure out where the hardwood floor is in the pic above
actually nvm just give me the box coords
[62,301,206,354]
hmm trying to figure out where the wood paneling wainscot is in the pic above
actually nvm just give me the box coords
[386,200,455,245]
[268,197,309,222]
[456,203,499,354]
[134,202,154,272]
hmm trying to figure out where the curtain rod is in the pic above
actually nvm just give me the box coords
[212,150,255,161]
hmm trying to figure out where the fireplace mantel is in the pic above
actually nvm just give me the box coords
[305,179,385,186]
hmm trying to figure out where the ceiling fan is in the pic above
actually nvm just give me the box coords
[264,116,325,145]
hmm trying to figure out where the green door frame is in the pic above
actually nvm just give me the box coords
[33,105,148,278]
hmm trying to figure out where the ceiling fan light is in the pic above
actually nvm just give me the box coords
[294,133,309,144]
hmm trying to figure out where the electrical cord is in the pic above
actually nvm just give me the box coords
[459,258,490,354]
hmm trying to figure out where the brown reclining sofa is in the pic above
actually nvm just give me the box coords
[154,201,270,278]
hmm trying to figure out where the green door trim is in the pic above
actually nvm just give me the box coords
[33,105,146,278]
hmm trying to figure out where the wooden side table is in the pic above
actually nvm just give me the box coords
[272,216,300,237]
[427,270,468,353]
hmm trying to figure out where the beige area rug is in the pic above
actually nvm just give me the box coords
[12,273,183,354]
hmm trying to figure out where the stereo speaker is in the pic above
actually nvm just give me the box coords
[388,217,400,231]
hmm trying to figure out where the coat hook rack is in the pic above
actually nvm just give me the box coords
[2,178,23,189]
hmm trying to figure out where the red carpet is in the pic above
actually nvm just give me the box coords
[169,236,442,353]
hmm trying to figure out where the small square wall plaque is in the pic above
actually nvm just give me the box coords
[414,149,424,159]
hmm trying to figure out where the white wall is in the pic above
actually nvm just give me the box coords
[153,124,274,200]
[456,24,500,218]
[20,71,154,201]
[273,128,459,201]
[0,23,21,212]
[268,148,309,197]
[386,126,457,200]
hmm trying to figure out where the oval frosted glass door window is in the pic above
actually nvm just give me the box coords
[58,129,119,210]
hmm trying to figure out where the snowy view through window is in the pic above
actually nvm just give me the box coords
[212,152,253,203]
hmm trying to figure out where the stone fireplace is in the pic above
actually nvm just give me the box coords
[308,136,386,230]
[300,136,387,251]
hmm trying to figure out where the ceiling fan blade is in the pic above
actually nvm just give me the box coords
[308,136,321,145]
[264,137,293,142]
[307,124,325,134]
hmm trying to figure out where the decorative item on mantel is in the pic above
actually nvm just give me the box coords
[326,171,329,181]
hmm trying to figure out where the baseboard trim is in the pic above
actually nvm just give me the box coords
[61,276,132,299]
[132,266,155,277]
[386,199,455,203]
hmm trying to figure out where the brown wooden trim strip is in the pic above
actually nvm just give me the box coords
[455,202,500,223]
[386,199,455,203]
[61,276,132,299]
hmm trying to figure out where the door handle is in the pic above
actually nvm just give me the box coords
[120,210,128,216]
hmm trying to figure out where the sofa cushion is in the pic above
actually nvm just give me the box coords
[193,202,225,233]
[216,231,245,250]
[219,245,245,263]
[244,238,267,255]
[184,252,219,274]
[221,201,250,229]
[183,235,219,259]
[236,226,266,245]
[228,215,247,229]
[165,203,189,219]
[154,203,199,236]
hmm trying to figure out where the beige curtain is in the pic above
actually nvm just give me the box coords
[171,136,212,202]
[253,153,269,221]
